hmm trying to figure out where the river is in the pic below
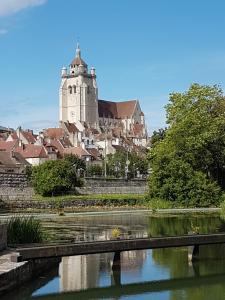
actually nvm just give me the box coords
[1,210,225,300]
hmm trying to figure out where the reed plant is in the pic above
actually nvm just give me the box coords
[7,216,44,245]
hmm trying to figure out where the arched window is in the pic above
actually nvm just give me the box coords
[73,85,76,93]
[68,86,72,94]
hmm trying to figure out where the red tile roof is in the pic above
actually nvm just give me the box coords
[98,100,137,119]
[15,145,48,159]
[64,146,91,158]
[87,148,101,160]
[47,140,65,156]
[63,122,79,134]
[44,128,66,139]
[22,131,36,143]
[9,130,36,144]
[0,140,17,151]
[71,56,87,67]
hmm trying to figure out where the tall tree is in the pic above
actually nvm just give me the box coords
[149,84,225,206]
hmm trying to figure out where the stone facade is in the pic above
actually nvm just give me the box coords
[59,44,98,127]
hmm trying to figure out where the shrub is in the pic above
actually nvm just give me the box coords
[86,164,103,176]
[32,159,78,196]
[7,216,44,245]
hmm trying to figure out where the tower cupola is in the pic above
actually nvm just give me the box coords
[70,43,88,75]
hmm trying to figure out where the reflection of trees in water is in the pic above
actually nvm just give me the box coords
[149,215,225,300]
[153,246,225,300]
[147,214,222,237]
[152,241,225,298]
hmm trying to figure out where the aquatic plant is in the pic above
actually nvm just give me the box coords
[7,216,44,245]
[111,227,121,239]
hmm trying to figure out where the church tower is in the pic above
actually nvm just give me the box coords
[59,44,98,127]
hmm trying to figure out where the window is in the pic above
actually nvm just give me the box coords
[87,86,90,94]
[73,85,76,93]
[68,86,72,94]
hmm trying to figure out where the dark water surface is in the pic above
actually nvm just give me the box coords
[2,211,225,300]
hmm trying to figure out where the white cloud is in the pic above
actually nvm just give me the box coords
[0,28,7,34]
[0,0,47,17]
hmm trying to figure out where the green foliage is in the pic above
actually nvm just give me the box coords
[107,150,149,178]
[86,164,103,176]
[145,198,178,210]
[25,165,32,182]
[32,155,84,196]
[64,154,86,171]
[149,84,225,207]
[151,128,167,148]
[7,216,43,245]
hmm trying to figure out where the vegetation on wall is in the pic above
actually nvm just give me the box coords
[148,83,225,207]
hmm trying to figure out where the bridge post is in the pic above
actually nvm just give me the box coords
[188,244,199,262]
[111,251,121,286]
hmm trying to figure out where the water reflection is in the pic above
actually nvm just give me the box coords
[38,212,223,244]
[2,211,225,300]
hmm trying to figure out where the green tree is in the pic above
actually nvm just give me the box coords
[107,150,148,178]
[149,83,225,206]
[64,154,86,171]
[151,128,167,147]
[32,158,80,196]
[86,164,103,176]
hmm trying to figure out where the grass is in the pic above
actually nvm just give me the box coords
[32,193,145,202]
[7,216,44,245]
[143,197,186,211]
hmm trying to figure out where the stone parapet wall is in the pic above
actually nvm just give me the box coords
[0,224,7,251]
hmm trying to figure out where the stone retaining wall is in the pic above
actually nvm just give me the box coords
[0,172,33,201]
[0,224,7,251]
[5,197,144,210]
[78,178,148,194]
[0,172,28,188]
[0,256,59,295]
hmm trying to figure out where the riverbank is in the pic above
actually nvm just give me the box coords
[1,192,224,214]
[0,194,146,213]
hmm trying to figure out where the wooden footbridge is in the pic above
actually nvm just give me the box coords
[12,232,225,263]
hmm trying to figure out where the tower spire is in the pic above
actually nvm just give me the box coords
[76,43,81,58]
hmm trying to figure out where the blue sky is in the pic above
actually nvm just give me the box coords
[1,0,225,133]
